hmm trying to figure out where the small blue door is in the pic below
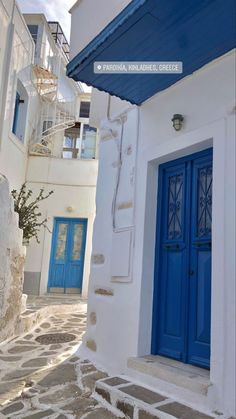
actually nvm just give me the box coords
[152,149,212,369]
[48,218,87,294]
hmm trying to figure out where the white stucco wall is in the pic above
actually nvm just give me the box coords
[0,0,12,120]
[24,156,98,297]
[89,88,131,129]
[0,175,26,343]
[69,0,132,60]
[0,6,96,300]
[83,50,236,417]
[0,1,36,190]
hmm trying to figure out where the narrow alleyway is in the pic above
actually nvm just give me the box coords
[0,297,117,419]
[0,297,225,419]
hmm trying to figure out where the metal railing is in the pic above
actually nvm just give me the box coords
[29,97,77,155]
[28,34,78,156]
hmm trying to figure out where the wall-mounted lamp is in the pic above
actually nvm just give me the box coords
[172,114,184,131]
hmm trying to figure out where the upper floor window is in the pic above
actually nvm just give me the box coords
[63,137,79,159]
[42,120,53,136]
[79,101,90,118]
[62,124,80,159]
[27,25,39,45]
[62,123,97,160]
[81,125,97,159]
[12,80,28,143]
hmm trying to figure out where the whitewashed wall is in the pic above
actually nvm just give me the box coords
[0,0,12,120]
[24,156,98,297]
[70,0,132,60]
[0,1,36,190]
[0,175,26,343]
[84,51,236,417]
[0,7,97,301]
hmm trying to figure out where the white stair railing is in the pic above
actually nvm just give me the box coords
[29,36,78,156]
[29,97,77,155]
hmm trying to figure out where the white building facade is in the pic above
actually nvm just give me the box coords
[0,1,98,298]
[68,0,236,417]
[0,0,35,188]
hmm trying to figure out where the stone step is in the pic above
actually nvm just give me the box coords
[18,301,84,336]
[127,355,210,396]
[94,376,217,419]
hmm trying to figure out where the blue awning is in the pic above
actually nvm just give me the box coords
[67,0,236,105]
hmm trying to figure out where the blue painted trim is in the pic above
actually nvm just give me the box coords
[188,154,212,368]
[51,217,88,223]
[158,148,213,169]
[183,160,192,363]
[67,0,147,76]
[12,92,20,135]
[151,164,163,354]
[67,0,236,105]
[151,148,213,368]
[48,217,88,292]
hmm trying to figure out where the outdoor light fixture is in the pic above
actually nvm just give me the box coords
[172,114,184,131]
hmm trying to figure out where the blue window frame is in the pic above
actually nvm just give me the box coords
[12,92,21,136]
[27,25,38,44]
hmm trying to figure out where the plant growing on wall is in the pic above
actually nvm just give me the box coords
[11,183,54,244]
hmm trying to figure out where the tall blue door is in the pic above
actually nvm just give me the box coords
[48,218,87,294]
[152,149,212,369]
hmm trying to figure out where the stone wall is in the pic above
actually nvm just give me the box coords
[0,174,26,343]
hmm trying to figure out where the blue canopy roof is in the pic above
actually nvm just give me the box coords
[67,0,236,105]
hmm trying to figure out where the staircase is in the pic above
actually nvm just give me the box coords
[29,54,76,156]
[93,375,217,419]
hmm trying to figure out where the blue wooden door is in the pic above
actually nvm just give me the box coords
[48,218,87,294]
[152,149,212,369]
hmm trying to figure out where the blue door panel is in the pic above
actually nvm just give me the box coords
[48,218,87,293]
[196,251,211,343]
[48,221,69,289]
[66,220,87,289]
[67,264,84,289]
[153,162,189,362]
[164,251,184,337]
[50,266,65,288]
[188,155,212,368]
[152,149,212,369]
[159,251,186,361]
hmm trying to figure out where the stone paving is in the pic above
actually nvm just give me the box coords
[0,305,114,419]
[12,295,88,344]
[0,297,230,419]
[26,295,85,309]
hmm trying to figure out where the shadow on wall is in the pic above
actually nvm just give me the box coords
[0,174,26,343]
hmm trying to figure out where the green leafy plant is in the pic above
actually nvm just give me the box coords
[11,183,54,244]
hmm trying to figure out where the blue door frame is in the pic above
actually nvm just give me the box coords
[152,148,213,369]
[48,217,87,293]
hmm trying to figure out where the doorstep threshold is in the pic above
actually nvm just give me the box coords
[127,355,210,396]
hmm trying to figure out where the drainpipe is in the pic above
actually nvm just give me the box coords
[0,0,16,150]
